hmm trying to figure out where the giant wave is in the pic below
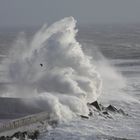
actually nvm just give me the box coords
[1,17,102,121]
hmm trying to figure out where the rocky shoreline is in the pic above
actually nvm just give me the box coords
[0,130,39,140]
[81,101,128,119]
[0,101,128,140]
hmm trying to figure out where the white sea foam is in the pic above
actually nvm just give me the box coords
[1,17,102,120]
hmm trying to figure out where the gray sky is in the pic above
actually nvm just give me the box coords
[0,0,140,27]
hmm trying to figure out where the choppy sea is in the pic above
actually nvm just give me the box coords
[0,23,140,140]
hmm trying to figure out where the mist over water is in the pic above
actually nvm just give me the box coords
[1,17,102,120]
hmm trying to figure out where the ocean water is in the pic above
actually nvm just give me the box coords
[0,18,140,139]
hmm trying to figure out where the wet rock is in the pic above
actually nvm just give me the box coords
[105,105,127,116]
[0,136,6,140]
[22,131,28,138]
[106,105,118,112]
[11,131,22,139]
[10,130,40,140]
[6,136,11,140]
[102,111,109,115]
[99,104,106,110]
[80,115,89,119]
[0,136,11,140]
[27,130,40,140]
[28,132,35,140]
[88,111,93,116]
[90,101,101,111]
[33,130,40,139]
[88,101,128,118]
[117,109,128,116]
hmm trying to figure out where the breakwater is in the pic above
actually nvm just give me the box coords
[0,111,49,134]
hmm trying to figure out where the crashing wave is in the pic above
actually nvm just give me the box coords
[2,17,102,120]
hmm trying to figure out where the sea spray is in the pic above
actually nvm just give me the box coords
[2,17,102,120]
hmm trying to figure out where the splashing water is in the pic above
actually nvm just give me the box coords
[2,17,102,120]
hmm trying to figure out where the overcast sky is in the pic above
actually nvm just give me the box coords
[0,0,140,27]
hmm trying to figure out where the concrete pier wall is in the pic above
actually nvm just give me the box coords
[0,111,49,133]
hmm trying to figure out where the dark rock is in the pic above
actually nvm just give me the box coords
[90,101,101,111]
[106,105,117,112]
[5,136,11,140]
[88,101,128,119]
[118,109,128,116]
[80,115,89,119]
[88,111,92,116]
[0,136,6,140]
[99,104,106,110]
[28,133,34,140]
[34,130,40,139]
[27,130,39,140]
[0,130,39,140]
[11,131,22,139]
[102,111,109,115]
[22,131,28,138]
